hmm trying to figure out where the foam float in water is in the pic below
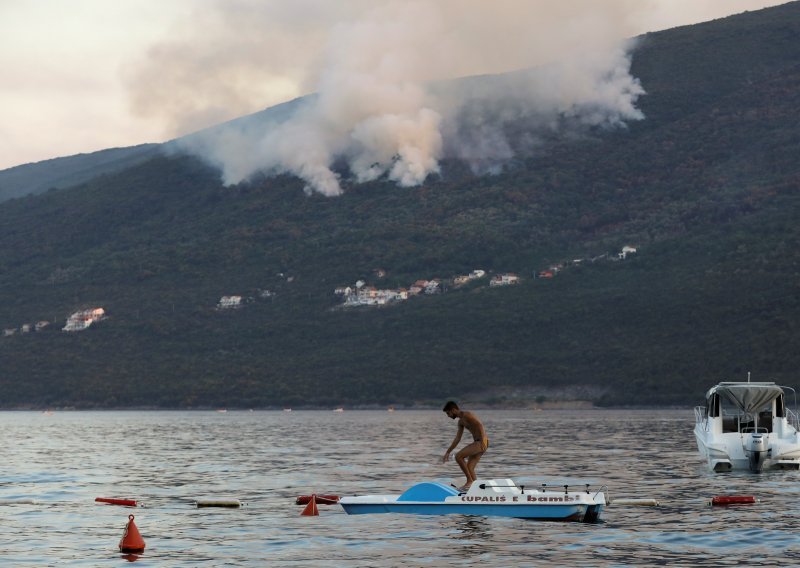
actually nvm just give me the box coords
[709,495,757,506]
[118,514,146,553]
[96,497,138,507]
[195,499,242,508]
[609,498,660,507]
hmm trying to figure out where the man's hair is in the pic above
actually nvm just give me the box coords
[442,400,459,412]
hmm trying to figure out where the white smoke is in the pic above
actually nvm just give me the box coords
[130,0,647,195]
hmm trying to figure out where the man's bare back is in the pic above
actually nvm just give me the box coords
[459,411,487,444]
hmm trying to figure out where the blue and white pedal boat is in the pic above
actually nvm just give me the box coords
[339,478,606,522]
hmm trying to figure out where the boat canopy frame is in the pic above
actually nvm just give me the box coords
[705,382,786,416]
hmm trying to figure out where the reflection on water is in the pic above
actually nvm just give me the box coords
[2,409,800,566]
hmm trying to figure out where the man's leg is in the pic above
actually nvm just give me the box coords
[466,451,484,483]
[455,442,483,489]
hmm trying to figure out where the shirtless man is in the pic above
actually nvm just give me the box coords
[442,401,488,491]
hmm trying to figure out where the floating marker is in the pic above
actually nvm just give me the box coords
[118,514,146,553]
[195,499,242,508]
[610,498,660,507]
[295,494,339,505]
[710,495,757,506]
[0,498,38,505]
[96,497,138,507]
[301,494,319,516]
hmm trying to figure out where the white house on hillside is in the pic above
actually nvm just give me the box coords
[490,273,520,287]
[218,296,243,309]
[63,308,105,332]
[424,280,441,294]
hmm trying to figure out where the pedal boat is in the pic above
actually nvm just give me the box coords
[339,478,606,522]
[694,380,800,473]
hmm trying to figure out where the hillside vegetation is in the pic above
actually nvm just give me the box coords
[0,144,160,202]
[1,3,800,408]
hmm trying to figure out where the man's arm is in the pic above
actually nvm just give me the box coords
[442,422,464,462]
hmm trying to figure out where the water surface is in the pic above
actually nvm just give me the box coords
[2,409,799,566]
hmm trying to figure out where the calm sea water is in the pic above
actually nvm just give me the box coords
[2,409,800,566]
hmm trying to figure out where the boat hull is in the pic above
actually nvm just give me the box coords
[340,501,600,521]
[339,479,606,522]
[695,421,800,472]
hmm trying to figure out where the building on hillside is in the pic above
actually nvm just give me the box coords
[453,275,470,286]
[618,245,638,260]
[357,286,378,302]
[424,280,442,294]
[490,273,520,287]
[35,321,50,331]
[341,284,408,307]
[469,269,486,279]
[217,296,242,309]
[409,280,429,295]
[3,328,16,337]
[63,308,105,332]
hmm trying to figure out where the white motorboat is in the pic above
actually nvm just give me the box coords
[694,379,800,473]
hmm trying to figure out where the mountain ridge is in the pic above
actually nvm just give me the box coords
[1,2,800,408]
[7,2,800,202]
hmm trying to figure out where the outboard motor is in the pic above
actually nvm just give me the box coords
[746,434,769,473]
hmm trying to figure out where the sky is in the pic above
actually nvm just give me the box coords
[0,0,789,171]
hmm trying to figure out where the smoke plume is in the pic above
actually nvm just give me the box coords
[128,0,647,195]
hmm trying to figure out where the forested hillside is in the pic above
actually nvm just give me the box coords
[0,144,160,202]
[1,3,799,408]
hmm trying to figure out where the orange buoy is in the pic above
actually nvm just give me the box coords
[710,495,757,506]
[301,494,319,516]
[118,514,146,553]
[295,494,339,505]
[96,497,137,507]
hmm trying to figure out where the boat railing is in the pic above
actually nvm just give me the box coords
[694,401,799,432]
[741,427,769,434]
[694,406,706,425]
[787,408,800,430]
[720,409,762,433]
